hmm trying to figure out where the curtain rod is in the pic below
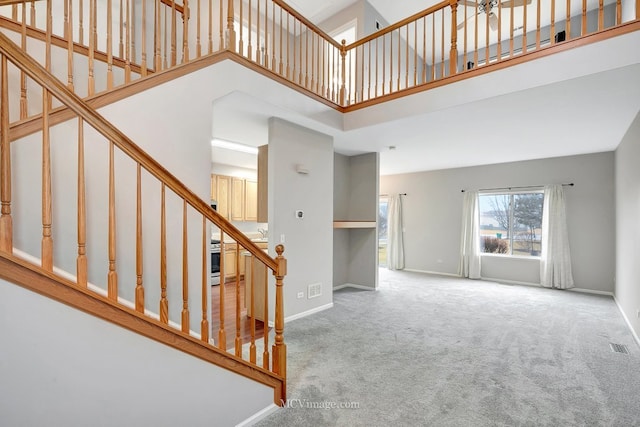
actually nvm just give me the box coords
[380,193,407,196]
[460,183,574,193]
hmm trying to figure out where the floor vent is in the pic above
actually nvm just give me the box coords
[609,343,629,354]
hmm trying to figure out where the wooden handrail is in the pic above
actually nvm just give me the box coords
[0,31,277,271]
[346,0,449,50]
[271,0,342,49]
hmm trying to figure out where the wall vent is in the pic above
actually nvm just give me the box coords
[308,283,321,299]
[609,343,629,354]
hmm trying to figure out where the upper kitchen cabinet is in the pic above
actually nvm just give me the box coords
[245,180,258,221]
[212,174,257,222]
[214,175,231,220]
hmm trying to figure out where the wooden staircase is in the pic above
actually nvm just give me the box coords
[0,3,288,418]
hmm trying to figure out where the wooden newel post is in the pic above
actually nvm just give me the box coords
[226,0,236,52]
[339,40,347,106]
[0,55,13,254]
[272,244,287,386]
[449,0,458,76]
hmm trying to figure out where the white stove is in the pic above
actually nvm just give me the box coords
[211,239,221,285]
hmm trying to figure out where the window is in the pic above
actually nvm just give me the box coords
[478,192,544,257]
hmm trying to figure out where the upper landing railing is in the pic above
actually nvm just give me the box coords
[0,0,638,119]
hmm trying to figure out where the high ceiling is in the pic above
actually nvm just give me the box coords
[212,1,640,176]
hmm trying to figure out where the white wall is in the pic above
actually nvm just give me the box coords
[614,111,640,342]
[380,152,615,292]
[268,118,333,319]
[0,279,273,427]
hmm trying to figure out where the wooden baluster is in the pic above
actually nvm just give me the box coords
[183,0,190,61]
[522,0,527,53]
[339,40,346,105]
[0,56,12,254]
[291,18,295,81]
[433,13,437,81]
[367,41,371,99]
[155,0,162,70]
[398,28,402,90]
[135,163,144,312]
[218,232,226,350]
[196,0,202,57]
[272,2,277,72]
[108,141,118,300]
[249,256,256,363]
[422,16,426,82]
[163,5,168,68]
[497,0,502,59]
[234,243,241,357]
[381,35,385,95]
[509,0,514,56]
[20,3,27,119]
[236,0,241,55]
[442,11,446,76]
[200,217,209,343]
[616,0,621,25]
[171,0,177,65]
[41,89,53,271]
[64,0,69,40]
[131,0,136,63]
[247,0,253,60]
[119,0,124,57]
[67,0,74,91]
[636,0,639,20]
[30,1,35,27]
[299,21,303,85]
[565,0,570,42]
[262,261,269,370]
[208,0,213,53]
[450,0,457,75]
[160,184,168,323]
[182,201,190,333]
[107,0,114,89]
[79,0,84,45]
[412,22,417,86]
[219,0,224,50]
[125,0,132,82]
[272,245,286,378]
[311,33,316,92]
[551,0,556,44]
[537,0,542,47]
[463,3,468,70]
[581,0,586,36]
[388,31,393,92]
[598,0,604,31]
[141,0,147,76]
[46,0,52,76]
[12,4,17,20]
[279,8,284,75]
[486,5,490,63]
[286,11,290,79]
[88,0,95,95]
[77,119,87,286]
[264,0,269,67]
[227,0,235,52]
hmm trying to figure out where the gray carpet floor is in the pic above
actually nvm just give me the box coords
[254,270,640,427]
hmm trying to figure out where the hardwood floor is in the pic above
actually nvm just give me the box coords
[211,278,269,351]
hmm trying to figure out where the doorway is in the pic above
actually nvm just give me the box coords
[378,196,388,267]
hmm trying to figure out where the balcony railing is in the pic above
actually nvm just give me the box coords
[0,0,638,118]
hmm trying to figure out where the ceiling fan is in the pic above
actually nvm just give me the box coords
[457,0,532,31]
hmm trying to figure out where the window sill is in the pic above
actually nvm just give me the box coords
[480,253,541,260]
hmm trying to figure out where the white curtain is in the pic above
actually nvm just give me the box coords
[540,184,574,289]
[387,194,405,270]
[458,191,481,279]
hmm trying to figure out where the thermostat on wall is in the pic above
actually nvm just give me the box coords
[295,210,304,219]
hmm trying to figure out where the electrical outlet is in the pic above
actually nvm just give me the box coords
[297,292,304,299]
[308,283,322,299]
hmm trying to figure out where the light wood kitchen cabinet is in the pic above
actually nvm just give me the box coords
[215,175,231,220]
[211,174,258,222]
[244,180,258,221]
[231,178,245,221]
[223,244,245,281]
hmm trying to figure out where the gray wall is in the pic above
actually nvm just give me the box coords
[268,118,334,319]
[380,152,615,292]
[614,111,640,341]
[0,279,273,427]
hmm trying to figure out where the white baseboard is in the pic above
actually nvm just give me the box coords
[267,302,334,327]
[569,287,614,296]
[235,403,280,427]
[333,283,376,291]
[613,295,640,349]
[479,276,541,288]
[403,268,460,278]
